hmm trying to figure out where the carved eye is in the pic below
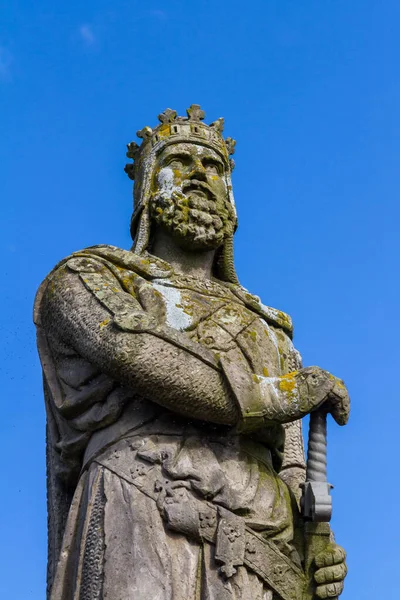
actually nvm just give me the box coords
[205,163,220,175]
[169,159,184,170]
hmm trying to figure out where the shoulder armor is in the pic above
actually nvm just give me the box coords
[33,245,173,326]
[229,285,293,338]
[65,256,104,273]
[82,245,172,279]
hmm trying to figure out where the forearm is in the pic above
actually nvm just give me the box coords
[42,267,239,425]
[220,350,338,431]
[41,264,348,431]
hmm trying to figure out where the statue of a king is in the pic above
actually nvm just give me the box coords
[34,105,350,600]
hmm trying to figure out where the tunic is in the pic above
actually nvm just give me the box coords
[34,245,306,600]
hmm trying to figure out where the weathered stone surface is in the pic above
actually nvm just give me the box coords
[34,105,350,600]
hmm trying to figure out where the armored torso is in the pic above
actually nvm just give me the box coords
[35,245,309,600]
[150,273,290,379]
[36,245,304,479]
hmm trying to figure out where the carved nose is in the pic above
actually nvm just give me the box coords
[189,160,207,181]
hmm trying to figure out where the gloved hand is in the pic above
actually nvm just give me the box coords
[300,367,350,426]
[314,543,347,598]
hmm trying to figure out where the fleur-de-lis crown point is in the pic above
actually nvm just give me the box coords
[158,108,178,124]
[136,126,153,140]
[225,137,236,156]
[126,141,140,159]
[186,104,205,122]
[124,163,136,181]
[210,118,224,133]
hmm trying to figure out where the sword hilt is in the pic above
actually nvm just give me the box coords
[302,411,340,600]
[301,411,333,522]
[307,411,328,482]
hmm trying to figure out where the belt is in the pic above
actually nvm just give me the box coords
[94,456,306,600]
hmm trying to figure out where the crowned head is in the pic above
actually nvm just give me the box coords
[125,105,239,282]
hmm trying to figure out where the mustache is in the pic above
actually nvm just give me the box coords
[182,179,215,198]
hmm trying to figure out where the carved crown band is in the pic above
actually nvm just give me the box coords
[125,105,236,180]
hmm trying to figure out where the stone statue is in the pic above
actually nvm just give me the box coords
[34,105,350,600]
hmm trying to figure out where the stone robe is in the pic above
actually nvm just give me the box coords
[34,245,306,600]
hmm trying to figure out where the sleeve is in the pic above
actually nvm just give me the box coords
[275,329,307,500]
[40,257,240,426]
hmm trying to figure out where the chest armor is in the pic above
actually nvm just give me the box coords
[150,276,283,378]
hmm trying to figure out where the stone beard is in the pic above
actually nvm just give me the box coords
[35,105,349,600]
[149,169,236,250]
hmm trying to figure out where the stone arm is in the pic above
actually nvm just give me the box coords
[40,261,349,430]
[41,263,238,426]
[278,342,307,496]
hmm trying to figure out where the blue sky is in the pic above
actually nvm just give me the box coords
[1,1,399,597]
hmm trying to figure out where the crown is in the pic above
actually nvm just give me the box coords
[124,104,236,180]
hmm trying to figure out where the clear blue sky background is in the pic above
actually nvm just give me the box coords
[1,1,399,597]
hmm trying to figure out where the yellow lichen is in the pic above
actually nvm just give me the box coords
[157,124,170,139]
[279,371,298,392]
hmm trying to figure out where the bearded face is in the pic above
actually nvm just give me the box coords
[149,143,236,251]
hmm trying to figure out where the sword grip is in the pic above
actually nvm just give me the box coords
[302,410,332,522]
[306,411,327,482]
